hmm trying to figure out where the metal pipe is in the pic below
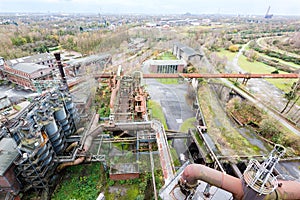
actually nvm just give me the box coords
[65,142,78,152]
[57,157,85,171]
[180,164,244,199]
[142,73,300,79]
[265,180,300,200]
[110,79,120,109]
[180,164,300,200]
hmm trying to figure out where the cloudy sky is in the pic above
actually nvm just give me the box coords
[0,0,299,15]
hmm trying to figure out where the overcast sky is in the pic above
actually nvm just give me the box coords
[0,0,299,16]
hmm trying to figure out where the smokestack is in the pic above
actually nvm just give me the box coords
[54,52,68,89]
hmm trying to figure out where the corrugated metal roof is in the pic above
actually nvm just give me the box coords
[12,63,49,74]
[0,138,18,176]
[7,53,54,66]
[0,96,11,110]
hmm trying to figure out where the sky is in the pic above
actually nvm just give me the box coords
[0,0,299,16]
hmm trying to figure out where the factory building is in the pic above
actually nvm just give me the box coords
[173,42,202,63]
[0,85,77,199]
[0,53,56,91]
[149,59,186,73]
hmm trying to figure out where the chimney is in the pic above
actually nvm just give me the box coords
[54,53,68,89]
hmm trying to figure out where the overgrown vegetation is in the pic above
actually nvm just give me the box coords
[52,162,163,200]
[180,117,196,132]
[148,100,168,129]
[197,85,261,155]
[227,97,300,155]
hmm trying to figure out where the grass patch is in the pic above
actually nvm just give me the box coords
[156,51,177,60]
[238,55,294,92]
[13,104,22,111]
[216,48,237,62]
[157,78,179,84]
[148,100,168,129]
[170,147,181,167]
[197,85,261,155]
[258,52,300,69]
[180,117,196,132]
[52,163,103,200]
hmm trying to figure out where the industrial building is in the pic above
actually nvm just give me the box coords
[0,53,56,91]
[149,59,186,73]
[173,42,202,63]
[0,84,78,199]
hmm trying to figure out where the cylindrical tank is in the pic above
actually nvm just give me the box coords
[15,124,56,191]
[43,119,65,154]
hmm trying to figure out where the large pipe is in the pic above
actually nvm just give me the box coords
[57,157,85,171]
[180,164,300,200]
[110,79,120,109]
[180,164,244,199]
[265,180,300,200]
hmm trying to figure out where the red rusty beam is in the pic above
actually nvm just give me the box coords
[68,73,299,87]
[142,73,300,79]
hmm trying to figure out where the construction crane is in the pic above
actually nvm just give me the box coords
[265,6,273,19]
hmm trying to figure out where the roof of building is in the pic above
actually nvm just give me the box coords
[174,42,186,49]
[174,42,202,57]
[149,59,187,66]
[7,53,54,66]
[0,95,11,110]
[0,138,18,176]
[181,46,201,57]
[66,54,111,67]
[12,63,49,74]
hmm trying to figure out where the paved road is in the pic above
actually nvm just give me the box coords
[143,62,196,163]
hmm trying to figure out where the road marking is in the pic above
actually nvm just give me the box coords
[176,119,183,123]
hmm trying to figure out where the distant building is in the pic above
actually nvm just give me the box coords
[149,59,186,73]
[173,42,202,63]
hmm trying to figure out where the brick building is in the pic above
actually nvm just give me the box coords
[0,53,56,91]
[2,63,54,91]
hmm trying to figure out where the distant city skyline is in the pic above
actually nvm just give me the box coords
[0,0,299,16]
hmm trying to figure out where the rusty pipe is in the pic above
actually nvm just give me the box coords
[181,164,300,200]
[57,156,85,172]
[264,180,300,200]
[65,142,78,152]
[110,79,120,109]
[180,164,244,199]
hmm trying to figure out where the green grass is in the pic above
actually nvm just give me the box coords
[258,52,300,69]
[216,49,237,62]
[13,104,22,111]
[148,100,168,129]
[52,163,103,200]
[157,78,179,84]
[156,51,177,60]
[180,117,196,132]
[238,55,294,92]
[170,147,181,167]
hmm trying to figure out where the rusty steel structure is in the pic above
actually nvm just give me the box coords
[67,72,300,89]
[142,73,300,79]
